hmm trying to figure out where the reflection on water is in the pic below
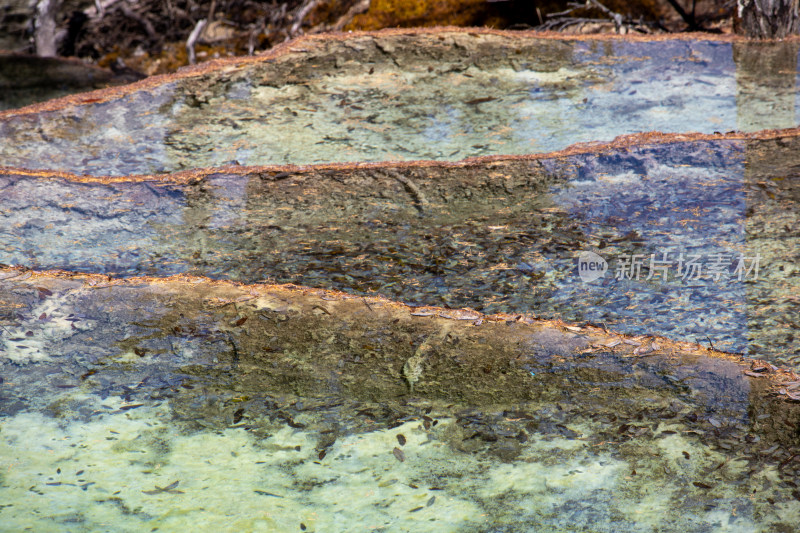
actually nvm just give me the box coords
[1,137,798,365]
[733,41,800,131]
[0,35,799,176]
[0,54,117,112]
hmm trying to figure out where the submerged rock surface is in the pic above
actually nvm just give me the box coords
[1,133,797,362]
[2,268,800,531]
[2,29,800,531]
[1,30,799,175]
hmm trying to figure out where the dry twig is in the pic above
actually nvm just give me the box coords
[536,0,655,34]
[291,0,319,36]
[186,18,207,64]
[331,0,371,32]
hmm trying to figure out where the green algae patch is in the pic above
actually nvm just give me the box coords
[6,403,795,532]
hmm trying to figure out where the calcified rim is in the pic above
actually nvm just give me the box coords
[1,265,798,388]
[0,127,799,184]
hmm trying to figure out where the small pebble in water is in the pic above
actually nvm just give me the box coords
[392,447,405,462]
[397,434,406,446]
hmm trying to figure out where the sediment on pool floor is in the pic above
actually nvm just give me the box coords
[2,267,800,450]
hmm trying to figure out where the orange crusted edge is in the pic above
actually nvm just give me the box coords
[2,265,795,377]
[1,127,799,184]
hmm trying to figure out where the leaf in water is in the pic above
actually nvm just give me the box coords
[464,97,496,105]
[118,404,144,411]
[142,480,183,495]
[254,490,284,498]
[392,447,406,462]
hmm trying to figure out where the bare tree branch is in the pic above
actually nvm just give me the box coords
[291,0,319,36]
[331,0,370,32]
[119,2,157,40]
[536,0,657,34]
[186,18,207,64]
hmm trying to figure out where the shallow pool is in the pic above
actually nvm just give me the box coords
[1,33,799,175]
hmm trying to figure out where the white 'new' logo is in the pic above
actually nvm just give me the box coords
[577,251,608,282]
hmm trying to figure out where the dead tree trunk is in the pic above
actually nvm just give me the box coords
[737,0,800,38]
[34,0,60,57]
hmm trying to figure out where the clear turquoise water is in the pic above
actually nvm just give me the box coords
[2,33,800,531]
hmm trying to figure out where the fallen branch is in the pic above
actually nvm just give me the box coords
[585,0,623,30]
[538,16,616,32]
[331,0,371,32]
[119,1,157,40]
[385,169,428,215]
